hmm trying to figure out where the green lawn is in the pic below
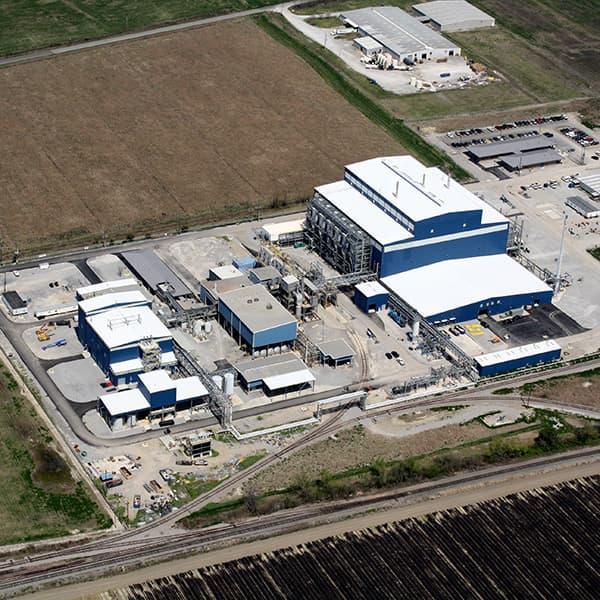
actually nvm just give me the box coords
[0,0,283,56]
[0,363,111,544]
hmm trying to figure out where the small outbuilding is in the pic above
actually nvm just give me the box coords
[354,281,389,313]
[565,196,600,219]
[353,36,383,56]
[317,339,355,367]
[412,1,495,32]
[2,291,28,316]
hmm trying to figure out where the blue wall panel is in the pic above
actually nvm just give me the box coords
[478,348,561,376]
[414,210,481,238]
[354,289,388,313]
[254,322,297,349]
[380,228,509,277]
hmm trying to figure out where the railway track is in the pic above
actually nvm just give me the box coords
[3,445,598,594]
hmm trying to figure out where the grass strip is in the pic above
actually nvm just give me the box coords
[254,14,472,182]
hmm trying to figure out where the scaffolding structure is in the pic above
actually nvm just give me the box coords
[139,338,161,372]
[305,194,373,275]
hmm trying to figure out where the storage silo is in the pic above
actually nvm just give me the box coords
[223,372,235,396]
[212,375,223,391]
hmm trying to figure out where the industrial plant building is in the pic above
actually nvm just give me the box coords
[341,7,460,62]
[412,1,495,32]
[574,172,600,199]
[475,340,561,377]
[76,290,175,385]
[2,291,28,316]
[217,284,297,354]
[306,155,553,323]
[565,196,600,219]
[98,369,209,430]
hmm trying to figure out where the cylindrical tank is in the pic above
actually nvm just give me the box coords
[112,417,124,431]
[260,349,267,357]
[224,372,234,396]
[193,321,205,337]
[128,414,137,427]
[295,291,303,319]
[281,344,288,353]
[212,375,223,391]
[412,319,420,339]
[204,321,212,334]
[272,346,280,355]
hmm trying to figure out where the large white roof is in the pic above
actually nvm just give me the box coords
[138,369,173,393]
[87,305,171,349]
[381,254,551,318]
[260,219,305,242]
[175,376,208,401]
[475,340,560,367]
[99,389,150,416]
[263,369,315,391]
[345,155,507,225]
[413,1,494,30]
[79,290,148,315]
[76,279,138,299]
[316,180,413,246]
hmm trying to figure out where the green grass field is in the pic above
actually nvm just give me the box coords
[0,0,282,56]
[0,363,111,544]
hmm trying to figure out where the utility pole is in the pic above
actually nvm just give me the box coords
[554,212,568,296]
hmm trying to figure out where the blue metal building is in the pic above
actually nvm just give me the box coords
[475,340,561,376]
[218,284,297,353]
[354,281,389,313]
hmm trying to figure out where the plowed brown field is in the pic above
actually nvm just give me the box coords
[0,19,403,254]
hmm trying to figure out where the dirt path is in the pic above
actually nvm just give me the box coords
[20,457,600,600]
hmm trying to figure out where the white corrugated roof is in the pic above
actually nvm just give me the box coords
[87,305,171,349]
[175,376,208,401]
[355,281,389,297]
[345,156,507,225]
[76,279,138,298]
[99,389,150,416]
[316,180,413,246]
[381,254,551,318]
[109,350,176,375]
[263,369,315,391]
[475,340,560,367]
[79,290,148,314]
[260,219,305,242]
[355,36,383,50]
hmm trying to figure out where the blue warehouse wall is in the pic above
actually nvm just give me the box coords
[354,289,388,313]
[427,289,553,323]
[380,228,509,277]
[478,348,561,376]
[413,210,482,238]
[254,322,297,350]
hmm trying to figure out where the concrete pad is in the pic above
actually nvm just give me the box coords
[22,323,82,359]
[49,357,106,403]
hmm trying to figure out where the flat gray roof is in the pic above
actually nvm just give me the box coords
[413,1,494,29]
[234,352,308,383]
[2,291,26,310]
[318,339,355,360]
[342,7,458,56]
[467,136,553,160]
[120,250,191,298]
[219,284,295,333]
[249,266,281,281]
[565,196,600,217]
[500,149,562,169]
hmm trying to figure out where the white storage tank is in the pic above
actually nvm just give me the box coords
[223,372,235,396]
[112,417,124,431]
[128,414,137,427]
[193,321,205,337]
[212,375,223,390]
[204,321,212,334]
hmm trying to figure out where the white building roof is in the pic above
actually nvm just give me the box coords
[345,155,507,226]
[259,219,305,242]
[475,340,560,368]
[574,172,600,198]
[381,254,551,318]
[316,180,413,246]
[175,376,208,401]
[355,281,389,297]
[99,389,150,416]
[76,278,138,299]
[138,369,173,393]
[109,351,177,376]
[354,36,383,51]
[209,265,244,280]
[87,305,171,349]
[413,1,494,30]
[342,6,458,56]
[263,369,315,391]
[79,290,148,315]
